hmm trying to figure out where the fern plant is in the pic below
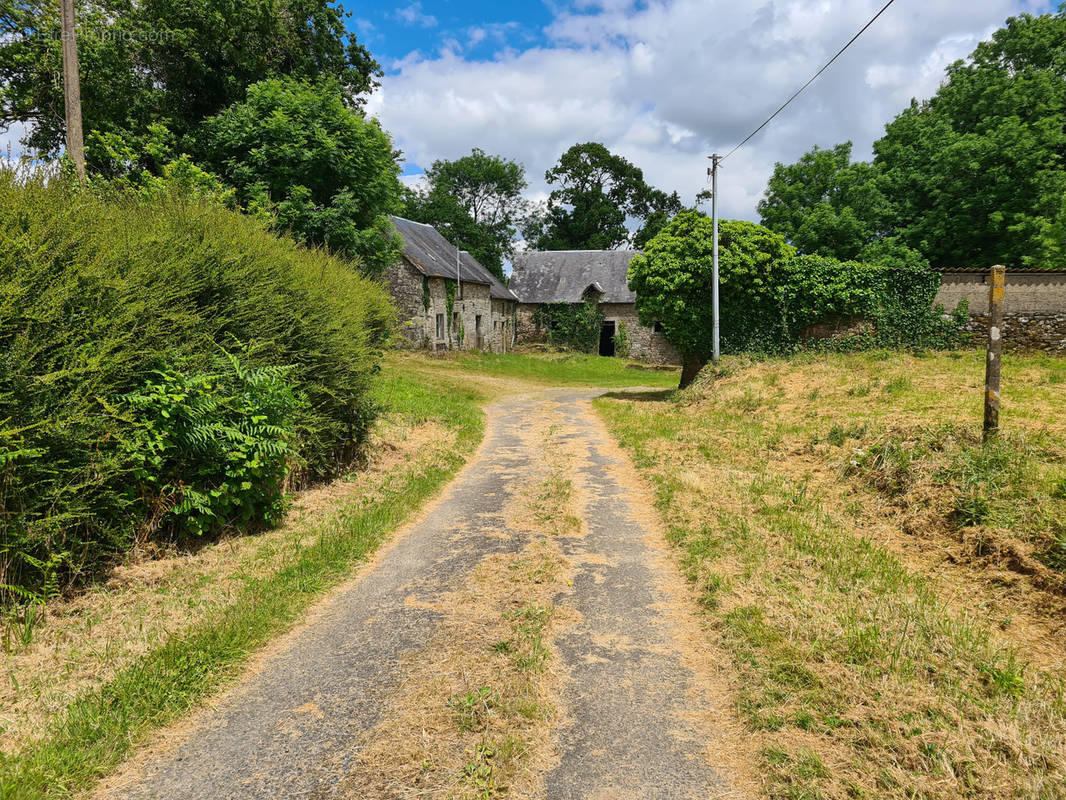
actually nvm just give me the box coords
[122,349,303,538]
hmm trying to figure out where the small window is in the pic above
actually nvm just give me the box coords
[475,315,483,335]
[436,313,445,339]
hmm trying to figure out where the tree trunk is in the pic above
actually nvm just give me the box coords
[678,352,706,389]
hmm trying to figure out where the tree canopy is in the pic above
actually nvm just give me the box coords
[759,8,1066,270]
[628,212,795,384]
[199,78,403,274]
[402,148,528,281]
[0,0,380,170]
[529,142,682,251]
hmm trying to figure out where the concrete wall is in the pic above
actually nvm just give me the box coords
[384,259,512,352]
[935,270,1066,352]
[935,270,1066,315]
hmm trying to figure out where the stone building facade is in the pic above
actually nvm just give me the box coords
[509,250,680,365]
[934,269,1066,352]
[385,216,518,353]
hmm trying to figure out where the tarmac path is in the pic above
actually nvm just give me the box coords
[100,388,735,800]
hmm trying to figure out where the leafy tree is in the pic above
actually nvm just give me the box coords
[402,148,528,281]
[758,9,1066,270]
[874,8,1066,269]
[758,143,885,259]
[530,142,682,251]
[198,78,402,274]
[628,211,795,387]
[0,0,380,170]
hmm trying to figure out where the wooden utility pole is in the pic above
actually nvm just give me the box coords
[983,265,1006,442]
[60,0,86,181]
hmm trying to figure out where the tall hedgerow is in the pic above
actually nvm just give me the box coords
[0,166,394,599]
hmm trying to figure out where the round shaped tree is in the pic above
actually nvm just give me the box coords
[628,210,795,387]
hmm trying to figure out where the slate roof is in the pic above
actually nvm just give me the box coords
[390,216,517,301]
[509,250,640,304]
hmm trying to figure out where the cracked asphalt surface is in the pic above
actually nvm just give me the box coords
[101,389,730,800]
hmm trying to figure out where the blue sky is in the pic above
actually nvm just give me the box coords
[357,1,1056,218]
[348,1,557,67]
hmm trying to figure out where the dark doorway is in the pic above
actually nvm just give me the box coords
[599,321,616,357]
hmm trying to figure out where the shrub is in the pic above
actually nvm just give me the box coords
[121,350,302,538]
[532,301,605,353]
[630,212,965,379]
[0,166,394,599]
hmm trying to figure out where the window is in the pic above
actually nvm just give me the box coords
[436,313,445,340]
[475,315,483,336]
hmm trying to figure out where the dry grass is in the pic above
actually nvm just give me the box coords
[0,415,454,754]
[597,349,1066,800]
[333,408,581,799]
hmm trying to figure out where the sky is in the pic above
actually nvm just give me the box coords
[355,0,1056,222]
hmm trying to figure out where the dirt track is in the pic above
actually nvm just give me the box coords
[99,389,741,799]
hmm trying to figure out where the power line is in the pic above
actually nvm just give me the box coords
[720,0,898,163]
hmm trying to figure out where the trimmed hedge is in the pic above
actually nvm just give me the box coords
[0,168,394,599]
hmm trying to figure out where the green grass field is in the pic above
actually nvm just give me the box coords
[421,350,680,388]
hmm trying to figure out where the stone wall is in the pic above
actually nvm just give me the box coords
[935,270,1066,352]
[599,303,680,364]
[961,313,1066,353]
[385,259,513,353]
[514,301,680,365]
[384,260,426,346]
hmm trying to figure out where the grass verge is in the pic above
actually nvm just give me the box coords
[596,349,1066,800]
[0,366,486,800]
[414,349,680,388]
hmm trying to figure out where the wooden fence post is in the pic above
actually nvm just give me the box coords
[983,265,1005,442]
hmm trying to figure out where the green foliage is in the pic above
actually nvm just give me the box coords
[613,322,631,359]
[630,211,964,362]
[759,143,887,260]
[528,142,682,251]
[198,78,403,275]
[0,166,393,600]
[0,0,381,168]
[629,212,796,358]
[759,10,1066,269]
[532,302,605,353]
[122,351,301,538]
[402,148,528,282]
[445,279,457,322]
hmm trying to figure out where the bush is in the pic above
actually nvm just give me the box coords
[0,167,394,599]
[630,212,965,370]
[532,301,604,353]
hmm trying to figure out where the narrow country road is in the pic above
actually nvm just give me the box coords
[99,389,735,800]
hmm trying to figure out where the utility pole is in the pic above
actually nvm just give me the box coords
[708,154,723,362]
[60,0,86,181]
[983,265,1005,442]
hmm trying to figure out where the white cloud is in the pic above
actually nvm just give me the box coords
[373,0,1048,222]
[396,2,438,28]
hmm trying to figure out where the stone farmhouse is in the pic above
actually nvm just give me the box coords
[385,219,680,363]
[386,216,519,352]
[509,250,680,364]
